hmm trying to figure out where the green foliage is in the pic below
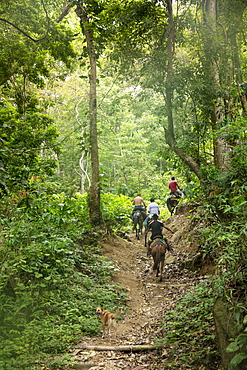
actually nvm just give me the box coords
[227,315,247,370]
[197,141,247,368]
[1,0,247,368]
[0,101,58,191]
[0,0,76,82]
[0,190,127,369]
[101,193,132,229]
[0,0,78,197]
[0,100,59,195]
[159,281,219,368]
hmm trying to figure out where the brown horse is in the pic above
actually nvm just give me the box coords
[147,238,170,282]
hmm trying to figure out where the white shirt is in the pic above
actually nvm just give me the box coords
[148,202,160,216]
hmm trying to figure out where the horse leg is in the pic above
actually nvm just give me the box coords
[139,215,144,235]
[137,227,140,240]
[170,202,175,215]
[133,216,137,233]
[153,245,166,281]
[159,247,166,282]
[172,199,179,215]
[159,259,164,282]
[144,233,147,249]
[167,197,179,216]
[167,199,173,216]
[156,265,159,277]
[135,218,139,239]
[153,249,160,272]
[136,216,142,239]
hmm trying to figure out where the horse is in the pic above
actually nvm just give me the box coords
[147,237,169,282]
[132,210,145,240]
[166,190,184,215]
[166,194,179,215]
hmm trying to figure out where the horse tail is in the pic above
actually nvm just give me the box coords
[153,248,161,271]
[166,197,172,213]
[132,212,138,228]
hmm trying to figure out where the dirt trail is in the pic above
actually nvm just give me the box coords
[71,214,202,370]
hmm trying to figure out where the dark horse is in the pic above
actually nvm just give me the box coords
[147,238,170,282]
[132,210,145,240]
[166,191,184,215]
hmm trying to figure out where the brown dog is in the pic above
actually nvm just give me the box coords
[95,307,119,338]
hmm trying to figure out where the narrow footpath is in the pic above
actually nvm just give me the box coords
[70,213,213,370]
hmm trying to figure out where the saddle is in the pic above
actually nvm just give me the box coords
[147,237,167,256]
[132,209,146,220]
[148,235,163,248]
[153,235,163,241]
[169,192,180,199]
[150,237,171,250]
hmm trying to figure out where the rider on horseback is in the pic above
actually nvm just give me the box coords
[144,197,160,227]
[148,214,163,242]
[147,214,172,251]
[169,176,183,197]
[132,194,146,220]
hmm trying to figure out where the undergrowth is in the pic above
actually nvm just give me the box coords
[0,189,131,369]
[159,280,220,369]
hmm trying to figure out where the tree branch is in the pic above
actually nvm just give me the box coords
[0,0,50,42]
[0,18,43,42]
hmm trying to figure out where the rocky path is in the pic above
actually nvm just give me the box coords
[71,220,201,370]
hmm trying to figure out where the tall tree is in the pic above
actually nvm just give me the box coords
[201,0,247,170]
[0,0,75,194]
[75,1,101,225]
[164,0,203,180]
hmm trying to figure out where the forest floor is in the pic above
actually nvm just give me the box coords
[70,212,221,370]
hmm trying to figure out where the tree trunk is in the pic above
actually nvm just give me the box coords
[164,0,203,181]
[76,2,102,225]
[202,0,225,170]
[202,0,247,171]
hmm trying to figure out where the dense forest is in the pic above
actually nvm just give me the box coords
[0,0,247,369]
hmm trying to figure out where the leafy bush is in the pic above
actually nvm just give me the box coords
[197,157,247,369]
[101,192,132,230]
[0,190,127,369]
